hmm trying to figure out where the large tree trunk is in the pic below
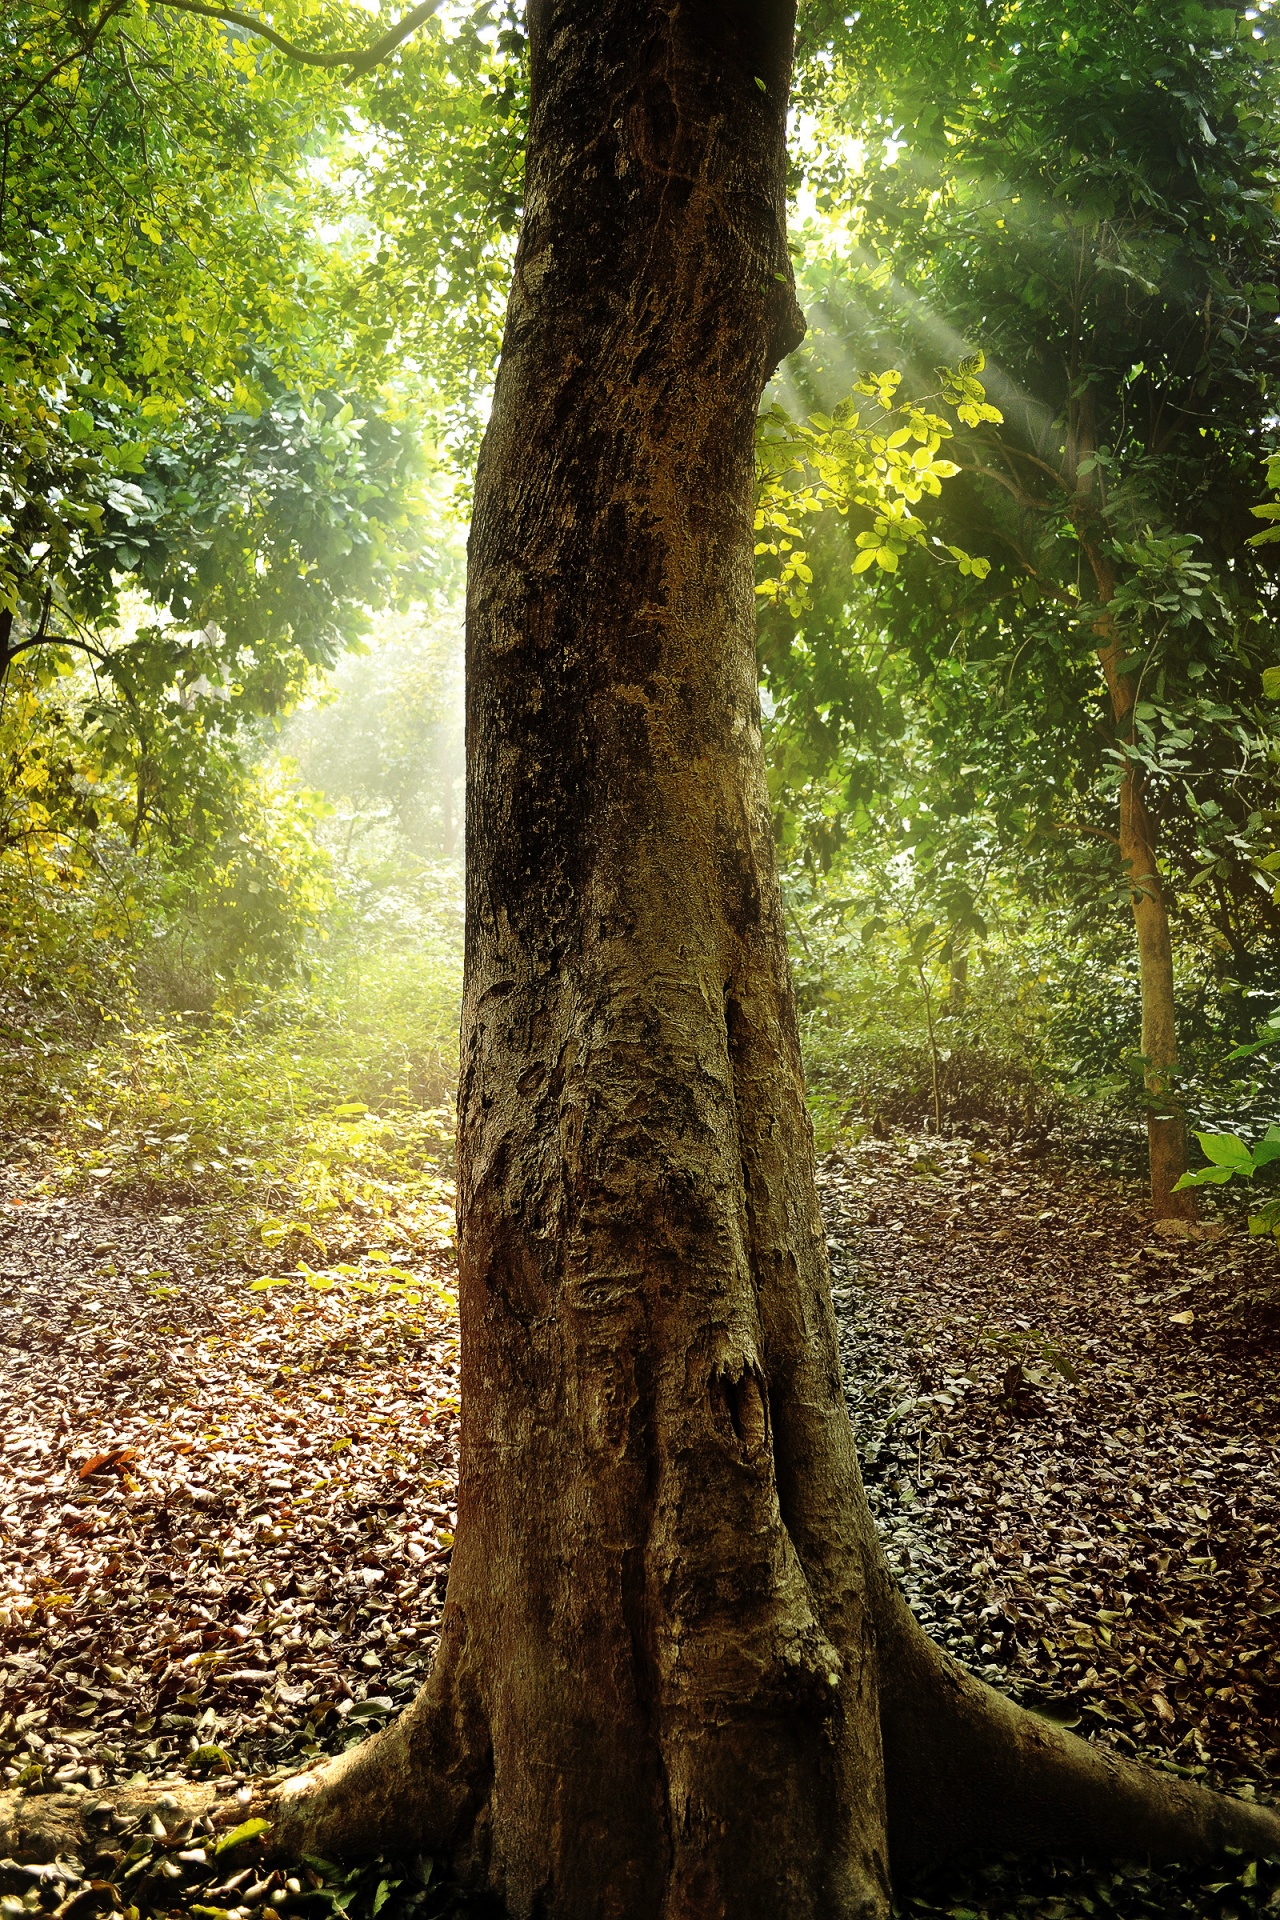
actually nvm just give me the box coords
[263,2,1276,1906]
[7,1,1273,1912]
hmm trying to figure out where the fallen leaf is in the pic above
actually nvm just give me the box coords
[77,1446,138,1479]
[213,1818,272,1856]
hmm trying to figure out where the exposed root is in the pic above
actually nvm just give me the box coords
[1,1779,241,1873]
[4,1599,1277,1911]
[272,1717,428,1863]
[273,1645,488,1874]
[875,1587,1280,1875]
[0,1737,440,1886]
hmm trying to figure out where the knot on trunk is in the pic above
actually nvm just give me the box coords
[710,1359,770,1461]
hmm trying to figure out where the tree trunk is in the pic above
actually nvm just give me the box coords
[261,1,1277,1903]
[7,1,1273,1911]
[1093,621,1194,1220]
[946,947,968,1014]
[1068,401,1192,1221]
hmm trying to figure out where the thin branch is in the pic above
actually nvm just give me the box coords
[3,633,114,669]
[957,454,1069,510]
[2,0,131,126]
[148,0,445,78]
[1048,818,1122,847]
[117,34,150,173]
[118,30,176,79]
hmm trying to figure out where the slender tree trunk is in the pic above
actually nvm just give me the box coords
[7,1,1274,1911]
[946,946,968,1014]
[1093,616,1194,1220]
[919,965,944,1133]
[1067,402,1192,1220]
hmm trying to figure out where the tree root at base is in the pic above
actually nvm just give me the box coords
[876,1590,1280,1876]
[4,1661,1277,1919]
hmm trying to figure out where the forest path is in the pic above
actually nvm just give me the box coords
[0,1135,1276,1859]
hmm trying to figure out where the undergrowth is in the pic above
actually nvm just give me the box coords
[0,863,464,1262]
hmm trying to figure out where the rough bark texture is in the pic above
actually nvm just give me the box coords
[7,2,1275,1914]
[389,6,892,1907]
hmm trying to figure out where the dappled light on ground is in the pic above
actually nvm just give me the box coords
[0,1182,459,1793]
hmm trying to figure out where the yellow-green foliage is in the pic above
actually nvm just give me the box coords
[0,652,336,1018]
[0,595,466,1270]
[3,881,464,1263]
[754,359,1000,616]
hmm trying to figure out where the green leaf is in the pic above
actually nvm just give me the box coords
[1195,1130,1254,1170]
[1263,666,1280,699]
[213,1818,271,1856]
[1226,1037,1278,1060]
[1042,1344,1080,1385]
[1175,1166,1236,1187]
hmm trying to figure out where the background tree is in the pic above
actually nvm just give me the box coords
[764,0,1280,1213]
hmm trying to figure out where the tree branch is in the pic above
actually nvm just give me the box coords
[2,633,113,674]
[148,0,445,79]
[3,0,131,126]
[1048,818,1122,847]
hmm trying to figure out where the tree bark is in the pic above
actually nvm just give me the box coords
[6,1,1272,1912]
[235,0,1265,1900]
[946,946,968,1014]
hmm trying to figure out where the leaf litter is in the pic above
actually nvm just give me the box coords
[0,1128,1277,1918]
[821,1129,1280,1916]
[0,1165,469,1909]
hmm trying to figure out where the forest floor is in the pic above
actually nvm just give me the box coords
[1,1129,1279,1918]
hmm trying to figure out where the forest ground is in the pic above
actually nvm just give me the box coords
[2,1129,1279,1919]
